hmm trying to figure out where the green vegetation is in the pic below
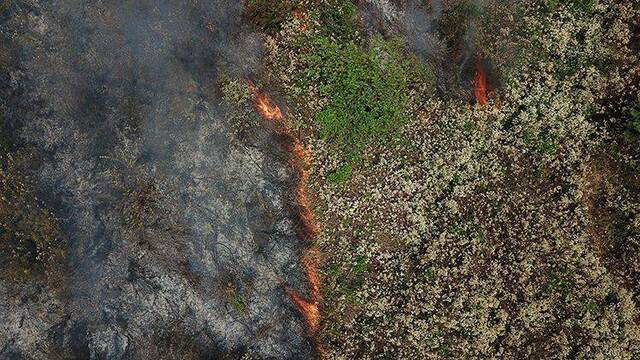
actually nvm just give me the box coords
[296,0,429,170]
[625,105,640,143]
[307,37,413,159]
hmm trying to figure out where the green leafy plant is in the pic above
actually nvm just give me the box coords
[307,36,413,159]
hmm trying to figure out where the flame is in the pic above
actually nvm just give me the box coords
[250,82,322,345]
[474,59,488,106]
[292,10,309,32]
[285,286,320,332]
[254,92,283,121]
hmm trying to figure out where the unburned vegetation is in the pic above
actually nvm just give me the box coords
[253,0,640,358]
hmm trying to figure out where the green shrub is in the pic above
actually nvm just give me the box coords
[307,36,413,158]
[327,163,352,184]
[244,0,298,33]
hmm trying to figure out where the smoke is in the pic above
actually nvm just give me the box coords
[1,0,316,358]
[358,0,500,101]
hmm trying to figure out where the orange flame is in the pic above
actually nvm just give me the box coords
[285,286,319,331]
[474,59,488,106]
[250,82,322,344]
[254,92,283,121]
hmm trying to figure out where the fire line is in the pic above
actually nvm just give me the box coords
[248,82,322,340]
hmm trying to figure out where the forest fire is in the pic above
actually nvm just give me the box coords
[473,58,500,107]
[250,83,322,341]
[474,59,488,106]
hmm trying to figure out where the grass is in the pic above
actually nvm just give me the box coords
[327,163,352,184]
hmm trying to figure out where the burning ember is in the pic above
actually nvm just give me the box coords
[250,81,322,340]
[474,59,488,106]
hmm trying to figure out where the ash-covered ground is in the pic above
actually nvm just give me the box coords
[0,0,316,358]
